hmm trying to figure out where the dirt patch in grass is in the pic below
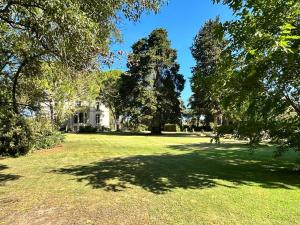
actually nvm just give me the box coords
[35,145,64,155]
[1,200,153,225]
[0,196,20,204]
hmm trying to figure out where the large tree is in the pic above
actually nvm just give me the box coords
[120,28,185,134]
[212,0,300,150]
[0,0,165,114]
[190,17,227,128]
[0,0,165,155]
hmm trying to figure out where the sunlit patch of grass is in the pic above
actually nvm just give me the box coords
[0,133,299,224]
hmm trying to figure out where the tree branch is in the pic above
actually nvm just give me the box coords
[0,101,40,110]
[11,54,43,114]
[0,0,14,14]
[283,91,300,117]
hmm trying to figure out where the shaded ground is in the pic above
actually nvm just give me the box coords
[0,164,21,186]
[53,143,300,193]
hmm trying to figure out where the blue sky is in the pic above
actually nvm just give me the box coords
[108,0,233,106]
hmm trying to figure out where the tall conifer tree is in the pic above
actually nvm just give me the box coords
[190,18,226,128]
[120,28,185,134]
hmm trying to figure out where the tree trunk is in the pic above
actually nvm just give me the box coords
[116,115,122,132]
[196,116,200,127]
[12,64,25,114]
[284,92,300,117]
[213,114,218,128]
[49,99,55,123]
[11,57,35,114]
[12,76,19,114]
[113,113,119,131]
[115,115,121,131]
[151,111,162,135]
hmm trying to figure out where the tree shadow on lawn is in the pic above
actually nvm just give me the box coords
[0,164,21,186]
[52,143,300,194]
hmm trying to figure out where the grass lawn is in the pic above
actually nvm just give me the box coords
[0,134,300,225]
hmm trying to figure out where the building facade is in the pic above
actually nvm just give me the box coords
[66,101,110,132]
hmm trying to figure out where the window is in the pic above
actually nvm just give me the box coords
[84,112,88,123]
[96,114,100,124]
[79,112,84,123]
[96,102,100,111]
[217,116,222,126]
[74,114,78,124]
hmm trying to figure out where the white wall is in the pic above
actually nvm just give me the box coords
[66,101,110,131]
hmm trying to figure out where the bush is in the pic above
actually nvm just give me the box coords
[0,110,64,156]
[182,125,190,132]
[99,126,111,132]
[236,121,266,145]
[198,125,213,132]
[0,111,32,156]
[187,125,213,132]
[133,124,148,132]
[269,118,300,156]
[216,124,236,136]
[164,124,180,132]
[78,126,97,133]
[29,118,65,150]
[217,121,265,145]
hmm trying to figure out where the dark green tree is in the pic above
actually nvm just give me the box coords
[120,28,185,134]
[190,17,227,128]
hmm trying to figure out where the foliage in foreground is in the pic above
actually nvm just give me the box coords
[208,0,300,152]
[0,0,165,155]
[0,111,64,156]
[0,110,32,156]
[29,118,65,151]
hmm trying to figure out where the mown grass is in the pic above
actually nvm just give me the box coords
[1,134,300,225]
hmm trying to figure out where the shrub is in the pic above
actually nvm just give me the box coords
[29,118,65,150]
[188,125,213,132]
[164,124,180,132]
[134,124,148,132]
[0,111,32,156]
[78,126,97,133]
[216,124,236,136]
[269,117,300,156]
[100,126,111,132]
[217,121,266,145]
[182,125,190,132]
[236,121,266,145]
[197,125,213,132]
[0,111,64,156]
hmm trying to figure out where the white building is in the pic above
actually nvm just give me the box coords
[66,100,110,132]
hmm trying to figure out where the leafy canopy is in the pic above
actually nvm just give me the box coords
[212,0,300,150]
